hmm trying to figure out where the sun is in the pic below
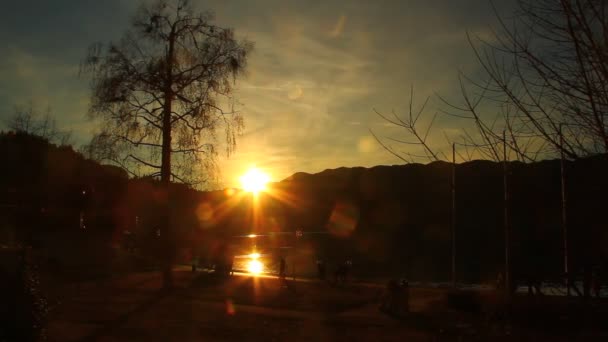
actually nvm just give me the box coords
[240,167,270,194]
[246,259,264,275]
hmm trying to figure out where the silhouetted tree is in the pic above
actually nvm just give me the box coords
[374,0,608,297]
[371,86,447,163]
[3,104,72,146]
[448,0,608,160]
[81,0,252,288]
[445,0,608,297]
[376,1,608,163]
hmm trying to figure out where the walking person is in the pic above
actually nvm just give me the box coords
[227,253,234,276]
[592,268,601,298]
[344,259,352,283]
[334,263,346,286]
[401,278,410,314]
[496,272,504,290]
[380,278,401,315]
[317,259,326,281]
[279,257,287,282]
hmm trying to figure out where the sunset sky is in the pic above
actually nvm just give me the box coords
[0,0,516,188]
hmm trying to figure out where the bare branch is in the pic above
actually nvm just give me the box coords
[82,0,252,188]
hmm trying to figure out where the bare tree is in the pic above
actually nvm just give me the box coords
[4,103,73,146]
[81,0,252,288]
[372,0,608,300]
[451,0,608,160]
[370,86,495,164]
[440,0,608,299]
[437,74,548,163]
[371,86,448,163]
[376,1,608,164]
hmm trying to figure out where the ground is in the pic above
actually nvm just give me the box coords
[43,269,608,341]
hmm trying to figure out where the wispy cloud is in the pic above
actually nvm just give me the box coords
[0,0,517,187]
[329,15,347,38]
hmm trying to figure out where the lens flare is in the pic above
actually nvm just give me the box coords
[225,299,235,315]
[327,201,359,237]
[195,202,215,228]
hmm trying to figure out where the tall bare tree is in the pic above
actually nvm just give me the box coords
[451,0,608,160]
[81,0,252,288]
[375,1,608,164]
[374,0,608,299]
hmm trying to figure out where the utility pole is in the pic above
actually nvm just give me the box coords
[451,143,456,288]
[293,229,302,280]
[503,130,511,298]
[560,124,570,296]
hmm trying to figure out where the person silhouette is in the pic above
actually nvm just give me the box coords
[344,259,352,282]
[279,257,286,281]
[496,272,504,290]
[317,259,326,280]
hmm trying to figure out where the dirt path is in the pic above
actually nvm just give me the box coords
[45,270,608,341]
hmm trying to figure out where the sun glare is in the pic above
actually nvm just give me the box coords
[247,259,264,275]
[240,167,270,194]
[248,252,261,259]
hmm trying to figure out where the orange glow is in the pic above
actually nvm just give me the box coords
[225,299,235,315]
[195,202,215,228]
[327,201,359,237]
[247,259,264,274]
[248,252,261,259]
[240,167,270,194]
[259,186,302,209]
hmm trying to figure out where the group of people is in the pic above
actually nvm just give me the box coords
[190,243,235,276]
[495,268,604,298]
[379,278,410,316]
[316,259,353,285]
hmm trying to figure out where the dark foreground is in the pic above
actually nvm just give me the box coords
[44,270,608,341]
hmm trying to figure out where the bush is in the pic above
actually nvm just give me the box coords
[0,249,49,342]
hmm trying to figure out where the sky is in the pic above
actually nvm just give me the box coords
[0,0,516,188]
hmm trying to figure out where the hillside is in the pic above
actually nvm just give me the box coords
[1,130,606,283]
[265,156,608,282]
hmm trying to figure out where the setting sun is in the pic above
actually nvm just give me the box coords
[240,167,270,194]
[246,259,264,275]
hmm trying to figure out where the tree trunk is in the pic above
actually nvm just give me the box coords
[160,103,173,290]
[160,30,176,290]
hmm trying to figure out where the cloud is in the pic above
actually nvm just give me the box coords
[0,47,93,140]
[287,84,303,100]
[329,15,347,38]
[210,0,518,185]
[0,0,520,187]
